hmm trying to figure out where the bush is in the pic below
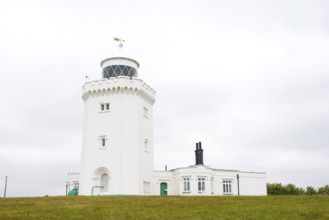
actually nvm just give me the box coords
[267,183,329,195]
[305,186,317,195]
[285,184,304,195]
[318,185,329,195]
[267,183,287,195]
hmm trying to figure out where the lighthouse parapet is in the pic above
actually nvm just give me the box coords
[82,77,156,105]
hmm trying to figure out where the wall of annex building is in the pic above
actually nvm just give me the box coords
[173,166,213,196]
[238,172,267,196]
[154,166,267,196]
[214,171,239,196]
[66,173,80,193]
[154,171,174,195]
[72,168,266,196]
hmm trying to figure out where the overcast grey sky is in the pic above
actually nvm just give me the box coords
[0,0,328,197]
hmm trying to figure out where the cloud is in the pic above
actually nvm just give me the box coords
[1,0,329,196]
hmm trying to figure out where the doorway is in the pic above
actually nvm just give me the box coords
[160,182,168,196]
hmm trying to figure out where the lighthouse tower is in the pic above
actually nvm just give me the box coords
[79,43,156,195]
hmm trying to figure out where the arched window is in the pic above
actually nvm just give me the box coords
[101,174,109,192]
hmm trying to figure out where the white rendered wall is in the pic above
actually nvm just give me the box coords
[154,171,174,195]
[153,166,267,196]
[238,172,267,195]
[215,169,239,196]
[173,166,213,196]
[79,76,155,195]
[66,172,80,192]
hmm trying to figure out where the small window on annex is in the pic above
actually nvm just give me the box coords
[73,182,79,190]
[223,180,232,194]
[183,178,190,192]
[143,181,150,193]
[198,178,205,192]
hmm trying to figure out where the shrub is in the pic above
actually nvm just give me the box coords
[318,185,329,195]
[266,183,303,195]
[267,183,287,195]
[305,186,317,195]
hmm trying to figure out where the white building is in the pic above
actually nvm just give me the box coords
[153,142,266,196]
[66,52,267,196]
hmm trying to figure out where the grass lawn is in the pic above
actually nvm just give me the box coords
[0,195,328,220]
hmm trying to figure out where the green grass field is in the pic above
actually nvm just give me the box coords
[0,196,328,220]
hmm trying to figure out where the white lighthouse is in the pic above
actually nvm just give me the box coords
[78,47,156,195]
[66,41,267,197]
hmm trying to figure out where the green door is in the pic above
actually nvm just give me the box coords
[160,182,168,196]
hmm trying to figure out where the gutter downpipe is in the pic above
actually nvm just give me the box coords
[91,186,104,196]
[237,174,240,196]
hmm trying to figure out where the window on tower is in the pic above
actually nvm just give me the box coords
[101,138,106,147]
[102,65,137,79]
[144,139,149,153]
[99,136,108,149]
[100,103,110,112]
[143,107,148,117]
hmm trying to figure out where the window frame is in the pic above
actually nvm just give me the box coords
[73,181,79,190]
[100,102,110,112]
[183,177,190,192]
[101,137,106,147]
[99,136,108,149]
[144,139,149,153]
[143,107,149,117]
[198,177,206,192]
[223,180,232,195]
[143,181,150,193]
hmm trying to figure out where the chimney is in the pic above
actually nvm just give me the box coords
[195,143,199,165]
[198,142,203,165]
[195,142,204,165]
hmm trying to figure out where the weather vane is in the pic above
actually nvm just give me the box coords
[114,37,125,48]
